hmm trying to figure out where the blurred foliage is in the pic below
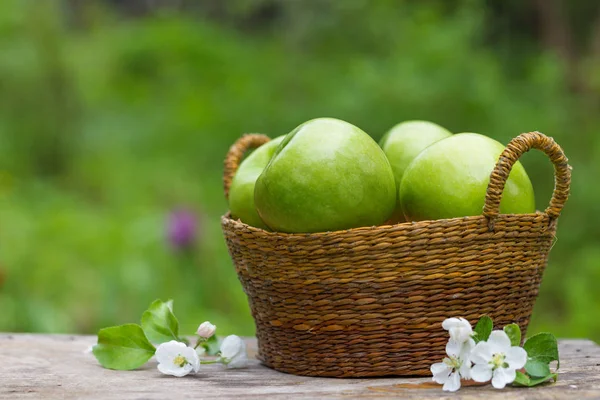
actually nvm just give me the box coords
[0,0,599,339]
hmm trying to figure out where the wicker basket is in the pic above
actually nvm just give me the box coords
[221,132,571,377]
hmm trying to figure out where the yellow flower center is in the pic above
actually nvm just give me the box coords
[490,353,507,369]
[444,356,462,370]
[173,355,187,367]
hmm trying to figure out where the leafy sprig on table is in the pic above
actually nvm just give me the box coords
[472,315,559,387]
[92,299,221,371]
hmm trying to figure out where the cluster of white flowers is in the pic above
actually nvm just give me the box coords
[431,317,527,392]
[156,321,249,377]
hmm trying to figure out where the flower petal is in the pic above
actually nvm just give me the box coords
[175,365,194,377]
[492,367,516,389]
[446,339,462,357]
[470,364,493,383]
[460,338,475,359]
[457,319,473,340]
[155,341,187,365]
[442,372,461,392]
[449,327,467,343]
[431,363,451,383]
[227,338,248,369]
[442,318,461,331]
[505,347,527,370]
[459,359,472,380]
[443,318,473,343]
[487,331,511,354]
[157,363,176,376]
[180,345,201,373]
[196,321,217,339]
[220,335,245,359]
[470,342,492,364]
[227,351,249,369]
[158,363,193,377]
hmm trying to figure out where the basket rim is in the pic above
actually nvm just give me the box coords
[222,211,554,238]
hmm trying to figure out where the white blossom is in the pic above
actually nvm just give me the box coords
[220,335,248,369]
[196,321,217,338]
[470,330,527,389]
[431,338,475,392]
[442,317,473,344]
[155,341,200,377]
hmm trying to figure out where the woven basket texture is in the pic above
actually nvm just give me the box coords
[221,132,571,377]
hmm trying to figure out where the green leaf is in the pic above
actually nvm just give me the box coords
[524,332,560,369]
[92,324,156,370]
[513,371,557,387]
[513,370,531,386]
[141,299,181,344]
[503,323,521,346]
[202,334,221,356]
[525,359,551,378]
[529,373,558,386]
[473,315,493,343]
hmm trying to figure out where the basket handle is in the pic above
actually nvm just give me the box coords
[483,131,571,229]
[223,134,271,200]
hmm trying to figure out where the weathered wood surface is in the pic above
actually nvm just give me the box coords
[1,334,599,399]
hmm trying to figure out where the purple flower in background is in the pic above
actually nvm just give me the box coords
[167,209,198,250]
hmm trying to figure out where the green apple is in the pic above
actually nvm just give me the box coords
[399,132,535,221]
[229,135,285,229]
[379,120,452,222]
[254,118,396,233]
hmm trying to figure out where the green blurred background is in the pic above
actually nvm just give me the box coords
[0,0,599,339]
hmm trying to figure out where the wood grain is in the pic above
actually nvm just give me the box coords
[0,334,599,399]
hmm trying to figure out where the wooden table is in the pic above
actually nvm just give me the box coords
[1,334,599,399]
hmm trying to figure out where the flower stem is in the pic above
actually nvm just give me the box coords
[194,337,207,349]
[200,359,221,365]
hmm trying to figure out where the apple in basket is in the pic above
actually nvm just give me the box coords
[254,117,397,233]
[399,132,536,221]
[379,120,453,223]
[228,135,285,230]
